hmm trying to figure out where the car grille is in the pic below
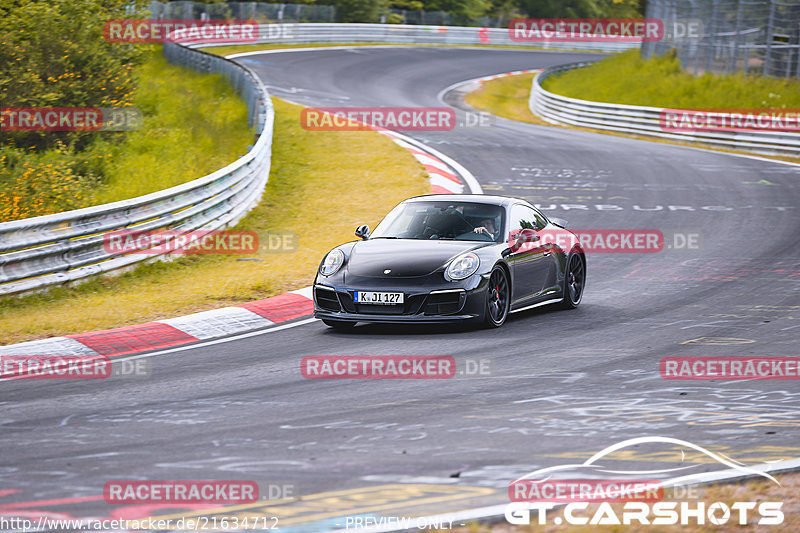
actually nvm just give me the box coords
[424,290,465,315]
[317,288,465,317]
[315,286,341,312]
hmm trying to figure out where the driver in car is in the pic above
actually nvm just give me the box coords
[473,217,498,240]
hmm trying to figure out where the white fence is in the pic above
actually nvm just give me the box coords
[0,44,274,296]
[1,24,639,297]
[530,63,800,155]
[192,23,641,52]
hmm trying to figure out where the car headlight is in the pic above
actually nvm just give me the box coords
[319,249,345,276]
[446,252,479,280]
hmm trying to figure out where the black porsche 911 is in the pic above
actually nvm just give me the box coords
[313,194,586,329]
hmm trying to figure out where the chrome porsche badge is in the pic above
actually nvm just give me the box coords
[384,269,391,274]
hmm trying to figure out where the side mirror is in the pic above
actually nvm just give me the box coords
[549,217,568,229]
[508,228,539,253]
[355,224,370,240]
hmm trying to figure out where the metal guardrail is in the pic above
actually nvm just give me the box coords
[0,23,630,297]
[529,63,800,155]
[0,44,274,296]
[192,23,641,53]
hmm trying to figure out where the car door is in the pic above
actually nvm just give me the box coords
[506,204,556,307]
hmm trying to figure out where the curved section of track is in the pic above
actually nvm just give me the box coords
[3,47,799,527]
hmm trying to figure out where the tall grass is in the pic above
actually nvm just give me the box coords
[543,49,800,109]
[0,99,429,344]
[0,50,252,222]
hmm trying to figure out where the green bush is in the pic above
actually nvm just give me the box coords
[0,51,252,222]
[543,49,800,109]
[0,0,150,151]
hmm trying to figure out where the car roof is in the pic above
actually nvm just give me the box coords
[404,194,525,207]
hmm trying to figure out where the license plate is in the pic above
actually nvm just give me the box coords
[354,291,404,305]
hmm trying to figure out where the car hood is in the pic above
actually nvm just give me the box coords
[345,239,488,278]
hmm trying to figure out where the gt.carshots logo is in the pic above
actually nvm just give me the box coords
[505,437,784,526]
[103,20,258,43]
[104,480,258,504]
[300,107,456,131]
[510,18,664,42]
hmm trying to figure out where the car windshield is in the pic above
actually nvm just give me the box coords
[370,201,505,242]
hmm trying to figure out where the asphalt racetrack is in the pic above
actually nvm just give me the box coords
[2,47,799,530]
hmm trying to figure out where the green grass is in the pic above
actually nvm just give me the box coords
[94,51,253,203]
[542,49,800,109]
[0,98,429,344]
[465,72,542,125]
[465,53,800,165]
[0,49,253,221]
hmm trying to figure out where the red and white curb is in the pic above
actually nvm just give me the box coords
[0,53,485,359]
[0,288,314,358]
[377,130,466,194]
[0,131,477,361]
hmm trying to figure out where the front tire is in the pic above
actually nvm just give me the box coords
[322,319,356,330]
[484,266,510,327]
[560,253,585,309]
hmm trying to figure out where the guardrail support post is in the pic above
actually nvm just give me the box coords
[763,0,776,76]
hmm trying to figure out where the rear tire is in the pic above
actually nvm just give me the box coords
[322,319,356,330]
[560,253,585,309]
[484,266,510,327]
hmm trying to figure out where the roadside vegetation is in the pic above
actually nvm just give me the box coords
[465,51,800,164]
[0,98,429,344]
[0,49,253,221]
[542,49,800,109]
[465,72,542,126]
[0,0,252,222]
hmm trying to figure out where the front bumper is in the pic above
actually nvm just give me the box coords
[313,276,488,324]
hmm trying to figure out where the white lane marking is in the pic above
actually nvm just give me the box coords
[226,45,430,59]
[223,44,558,59]
[110,317,318,364]
[227,47,483,194]
[0,318,319,381]
[385,131,483,194]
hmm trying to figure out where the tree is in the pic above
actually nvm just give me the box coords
[0,0,149,150]
[332,0,389,22]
